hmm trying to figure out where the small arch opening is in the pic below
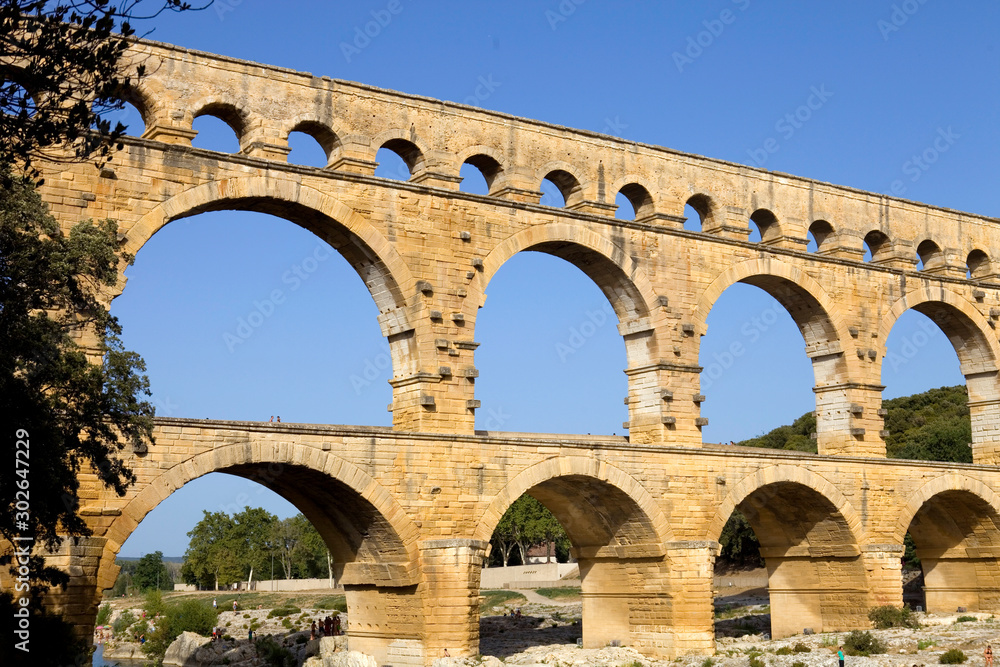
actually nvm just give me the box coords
[863,230,890,263]
[916,239,943,271]
[192,103,245,153]
[749,208,778,243]
[287,121,339,168]
[807,220,833,253]
[375,138,423,181]
[684,194,712,232]
[99,93,146,138]
[287,131,328,168]
[461,154,502,194]
[539,169,581,208]
[614,191,634,220]
[616,183,653,221]
[967,249,990,280]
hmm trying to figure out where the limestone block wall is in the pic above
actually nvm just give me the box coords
[33,419,1000,662]
[36,37,1000,460]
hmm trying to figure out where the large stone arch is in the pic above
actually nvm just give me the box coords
[695,257,851,364]
[120,175,416,341]
[880,287,1000,463]
[896,474,1000,612]
[708,464,863,544]
[97,439,421,592]
[474,455,673,548]
[474,455,674,652]
[475,222,660,342]
[709,464,868,637]
[695,258,870,455]
[896,474,1000,541]
[879,287,1000,374]
[472,223,665,438]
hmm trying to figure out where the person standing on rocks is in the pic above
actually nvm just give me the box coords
[985,644,993,667]
[838,646,845,667]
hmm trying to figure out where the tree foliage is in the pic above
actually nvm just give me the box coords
[181,509,333,589]
[130,550,172,591]
[0,175,155,586]
[0,0,198,179]
[489,494,569,567]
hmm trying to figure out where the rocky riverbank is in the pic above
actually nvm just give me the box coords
[98,594,1000,667]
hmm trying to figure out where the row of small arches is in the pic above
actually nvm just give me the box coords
[113,98,993,279]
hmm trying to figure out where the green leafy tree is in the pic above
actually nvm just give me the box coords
[272,515,302,579]
[718,510,763,568]
[181,510,242,590]
[293,513,333,580]
[489,494,568,567]
[131,550,172,591]
[0,176,153,589]
[231,506,278,582]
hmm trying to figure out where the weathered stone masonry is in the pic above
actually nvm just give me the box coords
[14,37,1000,665]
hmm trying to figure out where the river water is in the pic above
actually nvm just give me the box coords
[91,643,145,666]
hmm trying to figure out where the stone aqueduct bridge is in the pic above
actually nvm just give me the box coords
[30,38,1000,664]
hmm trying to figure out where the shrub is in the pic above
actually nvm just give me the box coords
[748,655,766,667]
[918,639,936,650]
[792,662,807,667]
[869,604,919,629]
[144,589,165,619]
[701,658,714,667]
[96,602,113,626]
[112,609,136,636]
[267,605,301,618]
[257,636,296,667]
[843,630,887,656]
[956,615,977,623]
[940,649,967,664]
[143,599,218,661]
[793,643,811,653]
[775,647,793,655]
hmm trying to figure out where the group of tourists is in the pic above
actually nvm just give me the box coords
[310,614,342,639]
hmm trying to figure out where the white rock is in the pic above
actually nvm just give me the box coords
[162,630,211,666]
[322,649,378,667]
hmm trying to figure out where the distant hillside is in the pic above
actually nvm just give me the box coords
[735,385,971,463]
[117,555,185,563]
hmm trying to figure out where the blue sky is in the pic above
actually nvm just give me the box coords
[110,1,1000,557]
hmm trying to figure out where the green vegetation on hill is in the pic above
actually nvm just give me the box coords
[734,385,971,463]
[718,385,972,568]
